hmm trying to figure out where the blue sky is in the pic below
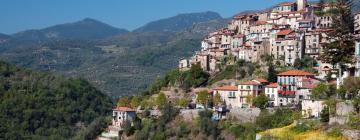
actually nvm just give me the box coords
[0,0,291,34]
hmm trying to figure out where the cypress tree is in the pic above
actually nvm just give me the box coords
[320,0,355,66]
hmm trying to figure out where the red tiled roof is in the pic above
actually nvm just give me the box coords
[277,70,314,76]
[280,2,295,6]
[310,28,333,32]
[234,34,245,38]
[113,107,135,112]
[255,21,268,25]
[254,78,268,83]
[266,83,279,88]
[240,81,261,85]
[213,85,238,91]
[276,29,294,36]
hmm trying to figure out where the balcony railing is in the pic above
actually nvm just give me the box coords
[277,90,296,95]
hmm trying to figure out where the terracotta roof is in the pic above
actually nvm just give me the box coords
[240,81,261,85]
[266,83,279,88]
[276,29,294,36]
[233,34,245,38]
[213,85,238,91]
[255,21,268,25]
[277,70,314,76]
[113,107,135,112]
[254,78,268,83]
[280,2,295,6]
[310,28,333,32]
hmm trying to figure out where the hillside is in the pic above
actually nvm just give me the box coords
[134,11,223,33]
[12,18,129,41]
[0,12,226,97]
[0,33,11,43]
[0,60,113,139]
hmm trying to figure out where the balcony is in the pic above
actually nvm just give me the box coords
[277,90,296,95]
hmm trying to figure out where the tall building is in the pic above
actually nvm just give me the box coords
[297,0,307,11]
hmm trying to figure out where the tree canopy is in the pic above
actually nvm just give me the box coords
[0,61,113,139]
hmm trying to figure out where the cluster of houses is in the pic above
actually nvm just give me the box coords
[211,69,323,118]
[178,0,360,118]
[179,0,360,79]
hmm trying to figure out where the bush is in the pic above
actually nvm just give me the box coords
[122,120,134,136]
[228,123,256,140]
[320,106,330,123]
[347,112,360,129]
[256,109,294,130]
[198,109,219,139]
[327,127,343,137]
[178,122,190,138]
[290,123,311,133]
[253,93,269,109]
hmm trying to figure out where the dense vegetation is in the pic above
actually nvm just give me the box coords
[134,11,222,33]
[0,61,113,139]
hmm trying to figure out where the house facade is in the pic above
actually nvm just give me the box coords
[112,107,136,127]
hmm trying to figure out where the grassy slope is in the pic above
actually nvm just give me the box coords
[260,123,348,140]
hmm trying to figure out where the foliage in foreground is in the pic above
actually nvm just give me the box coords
[0,61,113,140]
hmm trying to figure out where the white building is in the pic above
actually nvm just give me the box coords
[301,100,325,118]
[213,85,239,108]
[265,83,279,107]
[238,79,268,108]
[112,107,136,127]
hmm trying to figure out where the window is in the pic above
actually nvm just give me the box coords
[228,91,236,98]
[247,86,251,89]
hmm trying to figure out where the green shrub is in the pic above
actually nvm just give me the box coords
[327,127,343,137]
[228,123,256,140]
[290,123,310,133]
[347,112,360,129]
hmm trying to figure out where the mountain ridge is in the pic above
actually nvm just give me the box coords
[11,18,129,41]
[133,11,223,33]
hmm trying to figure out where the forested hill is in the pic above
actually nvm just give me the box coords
[0,60,113,139]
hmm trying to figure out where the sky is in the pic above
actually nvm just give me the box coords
[0,0,291,34]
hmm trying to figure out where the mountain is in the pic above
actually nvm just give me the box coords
[179,18,230,39]
[0,11,227,97]
[0,60,113,139]
[134,11,223,33]
[12,18,129,41]
[0,33,11,43]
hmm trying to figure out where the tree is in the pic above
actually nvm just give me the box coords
[320,0,355,66]
[267,64,277,83]
[178,98,189,108]
[198,109,219,139]
[245,95,254,106]
[320,106,330,123]
[121,120,133,136]
[131,96,141,108]
[156,92,167,107]
[213,92,222,106]
[311,83,328,99]
[315,0,326,16]
[343,77,360,95]
[253,93,269,109]
[197,90,210,107]
[260,54,274,65]
[117,96,131,107]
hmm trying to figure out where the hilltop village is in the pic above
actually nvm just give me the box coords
[176,0,360,113]
[179,0,359,78]
[102,0,360,140]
